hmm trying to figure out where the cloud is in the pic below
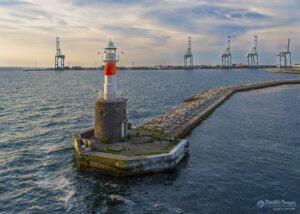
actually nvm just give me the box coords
[102,25,170,47]
[0,17,25,23]
[0,0,299,66]
[0,24,18,29]
[72,0,146,6]
[0,0,32,6]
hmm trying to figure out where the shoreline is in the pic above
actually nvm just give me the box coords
[267,69,300,74]
[22,65,277,72]
[138,79,300,138]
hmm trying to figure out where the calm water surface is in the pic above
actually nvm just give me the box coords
[0,68,299,213]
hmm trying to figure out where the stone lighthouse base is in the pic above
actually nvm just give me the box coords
[73,128,189,176]
[94,98,127,143]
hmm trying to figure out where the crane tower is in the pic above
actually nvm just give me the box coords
[221,36,232,69]
[245,35,259,69]
[55,37,65,70]
[184,37,193,70]
[277,38,291,68]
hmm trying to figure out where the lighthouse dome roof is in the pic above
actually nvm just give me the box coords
[105,40,117,49]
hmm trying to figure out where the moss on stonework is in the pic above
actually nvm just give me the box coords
[105,145,125,153]
[78,128,180,157]
[103,137,111,144]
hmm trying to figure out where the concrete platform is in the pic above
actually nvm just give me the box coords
[73,128,189,176]
[74,79,300,175]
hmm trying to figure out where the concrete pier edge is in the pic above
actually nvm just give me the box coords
[74,133,189,175]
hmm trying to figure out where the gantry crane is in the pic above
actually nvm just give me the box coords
[277,38,291,68]
[221,36,232,69]
[55,37,65,70]
[184,37,193,70]
[245,35,258,69]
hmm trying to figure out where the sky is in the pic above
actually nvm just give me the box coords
[0,0,299,67]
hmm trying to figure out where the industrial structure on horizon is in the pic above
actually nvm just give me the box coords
[49,36,293,71]
[277,38,292,68]
[55,37,65,70]
[184,37,193,70]
[221,36,232,69]
[245,35,258,69]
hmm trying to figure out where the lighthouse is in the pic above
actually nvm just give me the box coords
[94,40,127,143]
[103,40,118,100]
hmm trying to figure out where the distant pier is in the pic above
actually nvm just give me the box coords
[267,69,300,74]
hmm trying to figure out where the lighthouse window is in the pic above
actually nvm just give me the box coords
[123,109,126,115]
[100,111,104,118]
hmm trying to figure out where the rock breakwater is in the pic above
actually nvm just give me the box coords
[138,79,300,137]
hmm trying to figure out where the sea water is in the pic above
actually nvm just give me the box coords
[0,68,299,213]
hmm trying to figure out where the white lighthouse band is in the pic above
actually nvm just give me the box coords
[104,75,117,100]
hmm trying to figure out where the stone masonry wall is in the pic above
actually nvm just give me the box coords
[94,98,127,143]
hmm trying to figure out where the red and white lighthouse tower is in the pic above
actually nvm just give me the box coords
[94,40,127,143]
[103,40,118,100]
